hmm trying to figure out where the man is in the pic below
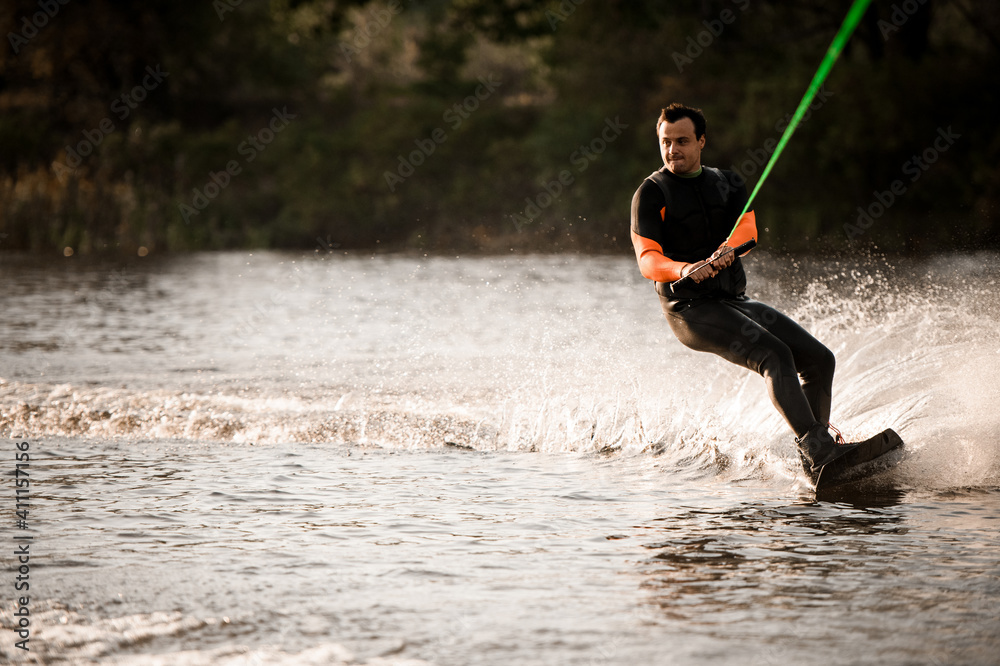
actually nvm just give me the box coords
[630,102,848,476]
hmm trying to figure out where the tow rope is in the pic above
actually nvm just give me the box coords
[731,0,874,236]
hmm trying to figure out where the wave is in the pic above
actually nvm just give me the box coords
[3,252,999,491]
[0,600,430,665]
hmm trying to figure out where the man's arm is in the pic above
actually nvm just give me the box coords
[707,210,758,274]
[631,177,757,285]
[703,173,758,278]
[630,181,688,283]
[726,210,757,250]
[714,173,757,264]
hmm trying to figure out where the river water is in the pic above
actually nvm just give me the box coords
[1,249,998,665]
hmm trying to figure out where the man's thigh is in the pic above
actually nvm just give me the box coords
[666,300,779,370]
[724,299,829,367]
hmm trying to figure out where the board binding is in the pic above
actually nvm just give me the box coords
[811,428,904,492]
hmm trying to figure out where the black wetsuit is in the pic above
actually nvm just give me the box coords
[630,166,833,436]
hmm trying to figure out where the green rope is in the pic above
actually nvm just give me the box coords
[731,0,874,236]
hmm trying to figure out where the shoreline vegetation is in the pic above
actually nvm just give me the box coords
[2,0,997,257]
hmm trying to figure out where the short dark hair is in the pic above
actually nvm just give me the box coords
[656,103,706,139]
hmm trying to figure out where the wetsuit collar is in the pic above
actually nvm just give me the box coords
[675,166,703,179]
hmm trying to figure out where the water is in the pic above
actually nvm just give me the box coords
[1,249,999,664]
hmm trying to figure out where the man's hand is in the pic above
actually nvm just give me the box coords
[680,260,717,283]
[681,242,737,283]
[709,243,735,269]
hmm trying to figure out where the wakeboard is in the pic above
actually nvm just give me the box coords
[812,428,905,492]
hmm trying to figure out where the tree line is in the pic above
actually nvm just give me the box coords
[1,0,997,255]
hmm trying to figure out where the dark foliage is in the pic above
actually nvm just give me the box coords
[1,0,997,254]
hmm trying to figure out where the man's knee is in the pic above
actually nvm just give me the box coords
[821,345,835,375]
[748,344,796,379]
[804,345,835,380]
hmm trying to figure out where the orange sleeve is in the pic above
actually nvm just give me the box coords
[631,228,688,283]
[726,210,757,251]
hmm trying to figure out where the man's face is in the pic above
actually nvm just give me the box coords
[658,117,705,175]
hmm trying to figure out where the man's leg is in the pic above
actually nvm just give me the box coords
[725,299,836,426]
[661,298,819,437]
